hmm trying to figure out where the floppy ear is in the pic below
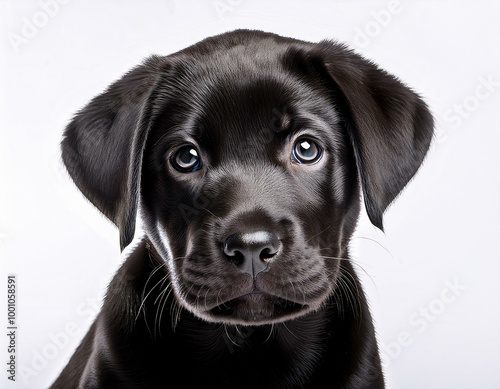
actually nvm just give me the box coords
[61,56,165,250]
[315,41,434,230]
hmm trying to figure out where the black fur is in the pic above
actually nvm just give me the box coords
[52,29,433,388]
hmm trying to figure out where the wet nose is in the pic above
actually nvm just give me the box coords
[223,231,281,278]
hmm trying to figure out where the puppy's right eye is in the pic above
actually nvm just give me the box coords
[171,146,202,173]
[291,138,323,165]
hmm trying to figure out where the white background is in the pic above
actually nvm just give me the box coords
[1,1,499,388]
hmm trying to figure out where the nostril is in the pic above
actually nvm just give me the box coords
[223,236,240,257]
[226,249,244,266]
[260,247,278,261]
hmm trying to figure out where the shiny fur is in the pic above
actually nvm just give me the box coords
[52,29,433,388]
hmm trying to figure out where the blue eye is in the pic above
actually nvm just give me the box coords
[292,138,322,165]
[171,145,202,172]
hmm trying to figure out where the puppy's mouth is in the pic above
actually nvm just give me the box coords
[208,290,308,325]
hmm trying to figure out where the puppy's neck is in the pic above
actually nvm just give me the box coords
[162,292,331,387]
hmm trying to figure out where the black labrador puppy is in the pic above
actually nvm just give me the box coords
[52,29,433,388]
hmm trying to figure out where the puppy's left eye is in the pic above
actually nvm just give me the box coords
[292,138,323,165]
[171,146,202,173]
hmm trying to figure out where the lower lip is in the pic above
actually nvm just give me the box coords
[211,292,305,319]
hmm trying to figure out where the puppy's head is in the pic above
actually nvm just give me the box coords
[62,30,433,325]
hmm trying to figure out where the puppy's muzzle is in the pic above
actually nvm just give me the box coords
[223,231,281,278]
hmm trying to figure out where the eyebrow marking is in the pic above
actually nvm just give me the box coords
[271,108,293,133]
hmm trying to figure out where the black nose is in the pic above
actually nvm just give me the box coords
[223,231,281,277]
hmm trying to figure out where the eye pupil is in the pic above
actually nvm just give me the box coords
[172,146,201,172]
[293,138,322,164]
[299,140,313,157]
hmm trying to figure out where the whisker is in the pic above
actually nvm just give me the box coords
[305,225,332,244]
[169,295,182,331]
[202,287,211,312]
[318,252,377,291]
[201,208,220,219]
[338,264,363,321]
[281,321,300,340]
[263,323,275,344]
[135,263,168,323]
[351,236,396,261]
[153,279,171,305]
[224,324,242,349]
[156,284,173,337]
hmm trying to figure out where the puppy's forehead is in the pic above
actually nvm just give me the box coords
[202,79,294,134]
[166,48,327,141]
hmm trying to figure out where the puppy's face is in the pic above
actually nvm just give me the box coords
[61,30,433,327]
[141,56,359,325]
